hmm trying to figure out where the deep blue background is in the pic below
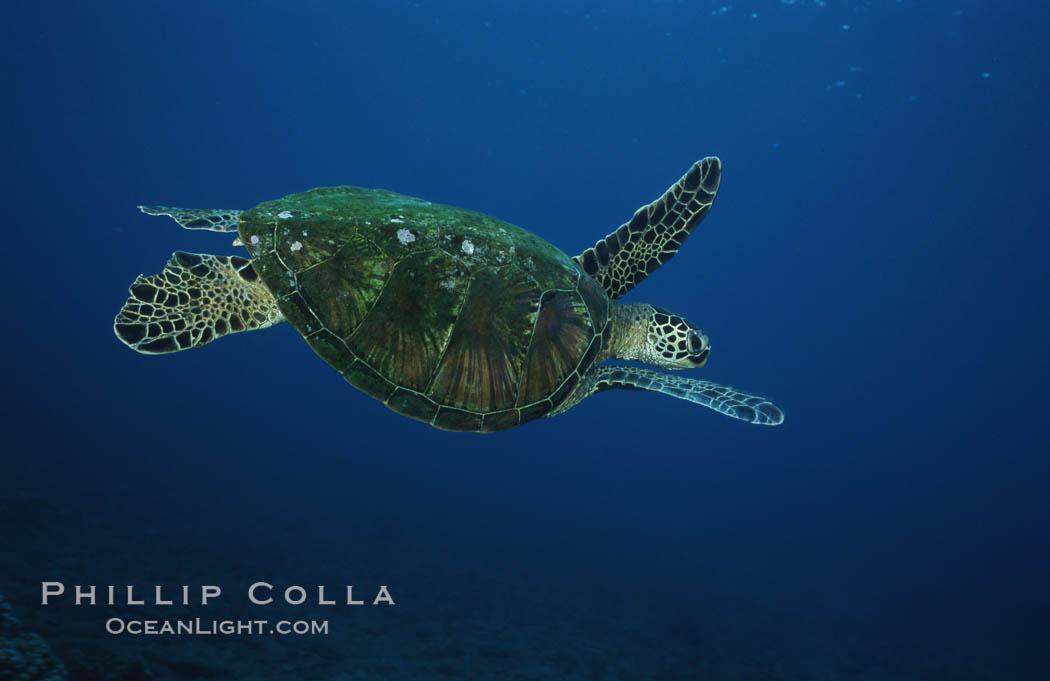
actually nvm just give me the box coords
[4,0,1049,678]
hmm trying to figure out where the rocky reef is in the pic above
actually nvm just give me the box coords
[0,594,67,681]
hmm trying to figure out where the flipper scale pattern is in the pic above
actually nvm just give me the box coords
[575,157,721,298]
[574,365,784,425]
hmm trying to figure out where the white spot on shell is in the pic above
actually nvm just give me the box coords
[278,211,293,219]
[232,237,243,246]
[290,240,303,252]
[397,228,416,244]
[250,235,260,245]
[461,239,475,255]
[390,215,405,224]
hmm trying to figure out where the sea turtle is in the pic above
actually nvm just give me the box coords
[114,158,783,432]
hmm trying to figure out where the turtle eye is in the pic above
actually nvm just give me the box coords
[688,332,703,354]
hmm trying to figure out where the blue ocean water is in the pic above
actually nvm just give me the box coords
[3,0,1049,679]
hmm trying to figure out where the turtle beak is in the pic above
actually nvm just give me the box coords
[691,347,710,368]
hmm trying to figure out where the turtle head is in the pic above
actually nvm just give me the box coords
[642,306,710,369]
[610,303,710,369]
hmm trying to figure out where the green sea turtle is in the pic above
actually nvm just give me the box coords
[114,158,783,432]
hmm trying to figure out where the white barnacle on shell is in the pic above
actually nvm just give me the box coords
[461,239,475,255]
[397,228,416,245]
[278,210,293,219]
[390,215,405,224]
[290,240,303,252]
[250,235,260,245]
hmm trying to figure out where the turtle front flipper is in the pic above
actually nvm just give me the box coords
[558,365,784,425]
[575,157,721,299]
[139,205,242,232]
[114,252,284,354]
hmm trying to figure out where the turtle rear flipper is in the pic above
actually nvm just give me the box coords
[562,365,784,425]
[139,205,242,233]
[114,252,284,354]
[575,157,721,299]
